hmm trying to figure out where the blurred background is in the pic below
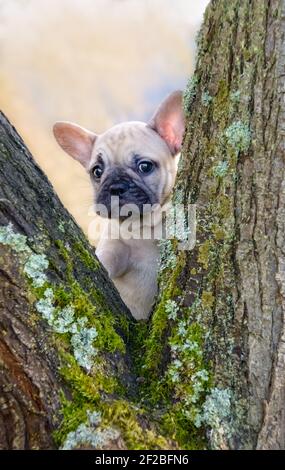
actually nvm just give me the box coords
[0,0,209,236]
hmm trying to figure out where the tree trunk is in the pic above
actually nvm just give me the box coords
[0,111,137,449]
[0,0,285,451]
[142,0,285,450]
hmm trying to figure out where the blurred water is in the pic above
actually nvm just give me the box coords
[0,0,209,235]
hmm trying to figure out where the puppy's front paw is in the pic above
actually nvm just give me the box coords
[96,244,130,279]
[96,251,117,278]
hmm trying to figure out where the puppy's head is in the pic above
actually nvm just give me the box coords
[53,91,185,218]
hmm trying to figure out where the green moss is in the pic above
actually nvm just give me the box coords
[100,400,174,450]
[55,382,174,449]
[53,393,97,445]
[198,240,211,270]
[128,234,214,449]
[0,224,132,447]
[129,320,149,376]
[138,301,212,448]
[57,282,125,354]
[165,317,212,426]
[183,75,199,116]
[55,239,113,311]
[2,225,169,450]
[143,251,185,374]
[59,353,120,401]
[211,224,225,241]
[161,406,206,449]
[217,195,231,219]
[212,80,230,124]
[117,311,132,340]
[34,279,125,361]
[73,241,100,270]
[201,291,215,310]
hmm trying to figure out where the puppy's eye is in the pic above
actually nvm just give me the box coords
[92,164,104,179]
[138,160,154,174]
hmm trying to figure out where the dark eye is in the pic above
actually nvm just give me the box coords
[138,160,154,174]
[92,164,104,179]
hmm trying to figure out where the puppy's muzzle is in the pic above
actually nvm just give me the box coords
[109,182,130,196]
[95,170,153,219]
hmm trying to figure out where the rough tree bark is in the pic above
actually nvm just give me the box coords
[0,111,135,449]
[179,0,285,450]
[0,0,284,450]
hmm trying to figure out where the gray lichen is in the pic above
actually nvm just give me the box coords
[213,161,229,177]
[36,288,99,371]
[36,288,56,322]
[61,410,120,450]
[0,222,49,287]
[0,223,99,372]
[70,323,98,371]
[183,75,199,115]
[158,239,177,273]
[225,120,251,153]
[230,90,241,103]
[201,91,213,106]
[0,223,29,253]
[24,253,49,287]
[165,299,179,320]
[195,387,233,449]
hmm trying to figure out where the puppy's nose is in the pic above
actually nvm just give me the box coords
[109,182,129,196]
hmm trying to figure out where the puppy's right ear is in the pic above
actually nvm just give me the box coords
[53,121,97,168]
[148,90,185,156]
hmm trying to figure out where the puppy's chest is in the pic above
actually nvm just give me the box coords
[113,239,159,320]
[114,238,160,295]
[127,239,159,271]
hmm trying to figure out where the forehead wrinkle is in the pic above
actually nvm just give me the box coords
[112,132,137,163]
[104,129,128,157]
[134,131,170,162]
[94,122,172,166]
[90,145,110,168]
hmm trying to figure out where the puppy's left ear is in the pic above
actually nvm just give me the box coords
[148,90,185,155]
[53,121,97,169]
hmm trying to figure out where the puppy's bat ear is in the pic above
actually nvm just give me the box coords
[53,121,97,168]
[148,90,185,156]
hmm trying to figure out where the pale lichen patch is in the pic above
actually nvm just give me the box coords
[61,410,120,450]
[201,91,213,106]
[225,120,251,153]
[0,223,28,253]
[24,253,49,287]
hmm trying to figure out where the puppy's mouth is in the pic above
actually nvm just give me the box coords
[94,176,155,219]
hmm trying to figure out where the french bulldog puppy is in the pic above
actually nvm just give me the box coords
[53,91,185,320]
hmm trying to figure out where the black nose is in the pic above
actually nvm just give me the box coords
[109,182,129,196]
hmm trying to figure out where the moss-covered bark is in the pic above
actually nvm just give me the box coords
[139,0,285,450]
[1,0,285,450]
[0,113,175,450]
